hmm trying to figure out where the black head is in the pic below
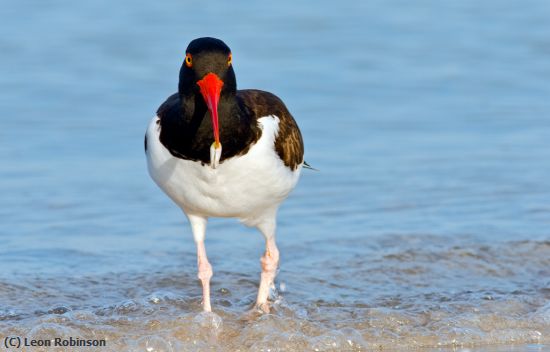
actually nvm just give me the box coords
[178,37,236,96]
[177,37,237,148]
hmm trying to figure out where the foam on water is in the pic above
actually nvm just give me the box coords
[1,236,548,351]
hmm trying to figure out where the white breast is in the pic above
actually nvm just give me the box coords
[145,115,302,226]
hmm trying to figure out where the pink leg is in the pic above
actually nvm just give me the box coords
[256,235,279,313]
[196,241,213,312]
[188,214,213,312]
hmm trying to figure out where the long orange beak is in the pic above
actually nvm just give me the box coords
[197,73,224,148]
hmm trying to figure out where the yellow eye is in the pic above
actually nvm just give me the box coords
[228,53,232,66]
[185,53,192,68]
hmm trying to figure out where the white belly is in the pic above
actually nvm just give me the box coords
[145,115,302,225]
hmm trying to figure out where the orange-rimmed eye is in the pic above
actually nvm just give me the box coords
[228,53,232,66]
[185,53,193,68]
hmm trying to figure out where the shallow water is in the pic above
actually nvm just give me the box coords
[2,237,549,351]
[1,0,550,351]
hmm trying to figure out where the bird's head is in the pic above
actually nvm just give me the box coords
[178,37,236,149]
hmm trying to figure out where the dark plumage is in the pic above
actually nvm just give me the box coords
[155,89,303,170]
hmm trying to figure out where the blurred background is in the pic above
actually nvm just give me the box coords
[0,0,549,350]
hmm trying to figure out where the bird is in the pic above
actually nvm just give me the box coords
[144,37,304,313]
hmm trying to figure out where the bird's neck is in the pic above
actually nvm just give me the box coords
[179,93,251,139]
[160,92,259,163]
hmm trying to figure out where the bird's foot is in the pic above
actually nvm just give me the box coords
[193,311,223,331]
[256,249,279,310]
[257,302,271,314]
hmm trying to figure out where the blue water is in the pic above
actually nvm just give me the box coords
[1,0,549,351]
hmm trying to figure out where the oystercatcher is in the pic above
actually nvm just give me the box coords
[145,37,304,313]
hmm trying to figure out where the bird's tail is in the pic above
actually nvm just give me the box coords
[303,161,319,171]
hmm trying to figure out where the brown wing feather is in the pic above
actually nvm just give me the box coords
[237,89,304,170]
